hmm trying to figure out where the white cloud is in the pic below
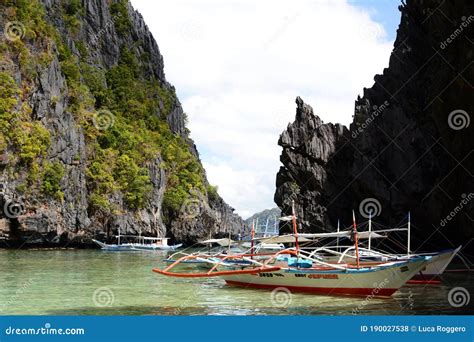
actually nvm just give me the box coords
[131,0,394,218]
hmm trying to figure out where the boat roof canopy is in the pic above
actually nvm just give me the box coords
[198,238,235,246]
[298,227,408,240]
[256,230,400,244]
[114,235,169,241]
[298,231,386,239]
[258,235,311,244]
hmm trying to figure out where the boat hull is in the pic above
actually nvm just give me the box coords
[222,257,429,297]
[324,247,460,279]
[132,243,183,251]
[412,247,461,279]
[225,280,397,297]
[92,239,182,251]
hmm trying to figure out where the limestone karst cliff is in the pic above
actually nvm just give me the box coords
[275,0,473,252]
[0,0,242,247]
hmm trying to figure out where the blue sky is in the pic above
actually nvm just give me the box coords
[132,0,402,218]
[349,0,400,40]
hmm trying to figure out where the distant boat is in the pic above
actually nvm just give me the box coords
[92,236,182,251]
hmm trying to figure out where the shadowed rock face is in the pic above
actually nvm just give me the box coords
[0,0,242,247]
[275,0,473,253]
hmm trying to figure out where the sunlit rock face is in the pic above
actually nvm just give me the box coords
[0,0,242,247]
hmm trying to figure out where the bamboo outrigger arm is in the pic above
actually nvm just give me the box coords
[152,253,281,278]
[152,266,281,278]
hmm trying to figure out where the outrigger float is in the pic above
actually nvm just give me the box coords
[153,206,438,297]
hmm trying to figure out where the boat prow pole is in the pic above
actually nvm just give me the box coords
[352,210,360,269]
[407,211,411,257]
[291,200,300,257]
[368,211,372,251]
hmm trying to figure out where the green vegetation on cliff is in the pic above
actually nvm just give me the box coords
[41,161,65,200]
[1,0,207,216]
[1,1,55,196]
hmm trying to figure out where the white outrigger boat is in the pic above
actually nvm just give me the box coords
[93,236,182,251]
[317,245,461,283]
[164,221,292,267]
[219,253,430,297]
[153,207,432,297]
[308,212,461,283]
[164,238,247,268]
[93,222,182,251]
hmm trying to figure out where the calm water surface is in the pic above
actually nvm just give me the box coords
[0,249,472,315]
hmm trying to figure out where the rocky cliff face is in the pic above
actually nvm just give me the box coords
[275,0,473,252]
[244,208,281,227]
[0,0,241,247]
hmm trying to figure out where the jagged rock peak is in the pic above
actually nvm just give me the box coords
[275,0,474,252]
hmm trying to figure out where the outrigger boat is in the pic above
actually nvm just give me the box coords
[307,212,461,284]
[317,245,461,284]
[164,237,297,268]
[164,220,299,267]
[93,222,182,251]
[153,206,432,297]
[164,238,248,268]
[93,236,182,251]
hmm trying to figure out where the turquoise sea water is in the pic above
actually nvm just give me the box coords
[0,249,472,315]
